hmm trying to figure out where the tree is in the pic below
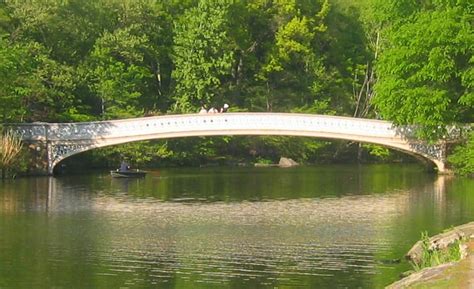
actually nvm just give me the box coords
[172,0,234,112]
[98,0,175,113]
[89,25,152,119]
[252,0,331,112]
[0,37,84,122]
[3,0,113,121]
[449,131,474,176]
[0,38,36,122]
[373,1,473,140]
[5,0,109,64]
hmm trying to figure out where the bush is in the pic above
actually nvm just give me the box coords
[0,129,23,179]
[448,131,474,176]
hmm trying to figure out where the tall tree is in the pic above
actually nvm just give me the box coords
[89,25,152,119]
[321,0,375,117]
[102,0,174,113]
[5,0,110,64]
[373,0,473,139]
[0,38,33,122]
[172,0,234,112]
[249,0,331,112]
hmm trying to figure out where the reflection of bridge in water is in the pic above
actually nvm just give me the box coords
[12,113,454,174]
[0,174,450,216]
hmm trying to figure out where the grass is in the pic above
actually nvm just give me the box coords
[0,129,23,179]
[411,231,463,271]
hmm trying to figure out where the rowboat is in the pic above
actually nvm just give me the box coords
[110,169,147,178]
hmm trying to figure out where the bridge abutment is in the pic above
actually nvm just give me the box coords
[24,141,51,175]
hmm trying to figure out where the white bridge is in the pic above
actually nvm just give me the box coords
[13,113,452,174]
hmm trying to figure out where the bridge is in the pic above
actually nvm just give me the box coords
[12,113,453,174]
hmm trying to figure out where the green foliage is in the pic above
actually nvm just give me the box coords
[0,0,471,171]
[0,38,32,122]
[89,141,173,168]
[373,1,473,140]
[448,131,474,176]
[26,45,81,122]
[238,135,329,164]
[255,0,332,112]
[362,144,391,160]
[325,0,374,117]
[291,100,336,115]
[255,157,273,165]
[89,25,152,119]
[172,0,234,112]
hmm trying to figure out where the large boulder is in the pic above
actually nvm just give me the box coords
[278,157,299,168]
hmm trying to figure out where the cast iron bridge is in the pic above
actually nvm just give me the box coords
[12,113,458,174]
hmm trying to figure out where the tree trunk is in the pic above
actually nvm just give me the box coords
[153,61,163,111]
[266,81,272,112]
[353,31,380,119]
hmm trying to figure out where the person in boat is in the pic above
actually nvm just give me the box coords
[119,161,131,172]
[198,106,207,114]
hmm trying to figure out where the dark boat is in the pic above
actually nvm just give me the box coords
[110,169,147,178]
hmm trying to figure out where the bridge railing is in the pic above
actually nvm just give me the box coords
[12,113,399,141]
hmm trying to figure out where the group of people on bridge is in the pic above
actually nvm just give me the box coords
[199,104,229,114]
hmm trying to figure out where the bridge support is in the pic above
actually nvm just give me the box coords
[24,141,51,175]
[432,142,454,175]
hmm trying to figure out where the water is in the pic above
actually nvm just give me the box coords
[0,164,473,289]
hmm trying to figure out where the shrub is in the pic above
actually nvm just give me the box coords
[448,131,474,176]
[0,129,23,179]
[411,231,463,271]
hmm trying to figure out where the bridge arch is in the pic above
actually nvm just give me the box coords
[14,113,447,174]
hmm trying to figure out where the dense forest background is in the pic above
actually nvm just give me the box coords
[0,0,472,174]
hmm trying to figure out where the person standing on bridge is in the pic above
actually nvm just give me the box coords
[220,103,229,113]
[208,107,218,113]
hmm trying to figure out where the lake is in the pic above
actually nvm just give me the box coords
[0,164,473,288]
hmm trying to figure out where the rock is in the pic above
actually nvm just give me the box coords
[386,263,455,289]
[278,157,299,168]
